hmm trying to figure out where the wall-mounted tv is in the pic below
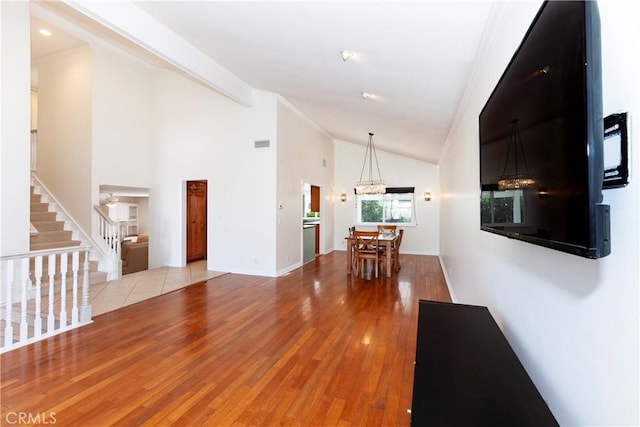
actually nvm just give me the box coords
[479,0,610,259]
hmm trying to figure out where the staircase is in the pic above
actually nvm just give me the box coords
[29,186,107,285]
[0,185,108,352]
[30,187,81,250]
[1,243,93,352]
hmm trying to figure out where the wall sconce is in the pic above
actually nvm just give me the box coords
[340,193,347,203]
[424,192,432,201]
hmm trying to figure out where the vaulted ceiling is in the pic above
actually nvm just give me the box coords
[31,1,495,164]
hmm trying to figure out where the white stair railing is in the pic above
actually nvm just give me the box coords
[31,173,115,279]
[94,206,123,280]
[0,245,92,353]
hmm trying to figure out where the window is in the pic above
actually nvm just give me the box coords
[356,189,416,225]
[481,190,525,225]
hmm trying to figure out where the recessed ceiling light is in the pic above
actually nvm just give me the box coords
[361,92,372,99]
[39,28,52,37]
[341,50,354,62]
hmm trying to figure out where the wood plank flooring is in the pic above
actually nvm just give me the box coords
[1,252,451,426]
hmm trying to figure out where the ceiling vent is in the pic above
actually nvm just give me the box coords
[254,140,270,148]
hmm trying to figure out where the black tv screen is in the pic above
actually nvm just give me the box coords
[479,0,610,259]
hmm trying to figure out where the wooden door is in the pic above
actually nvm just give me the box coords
[310,185,320,212]
[311,185,320,255]
[186,180,207,263]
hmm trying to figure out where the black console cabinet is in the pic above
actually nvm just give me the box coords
[411,300,558,426]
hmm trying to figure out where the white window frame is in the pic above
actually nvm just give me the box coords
[355,191,417,226]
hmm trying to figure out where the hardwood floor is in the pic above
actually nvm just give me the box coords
[1,252,451,426]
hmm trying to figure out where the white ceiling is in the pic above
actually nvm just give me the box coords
[31,15,86,60]
[31,1,495,164]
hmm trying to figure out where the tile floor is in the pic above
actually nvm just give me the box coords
[90,260,226,316]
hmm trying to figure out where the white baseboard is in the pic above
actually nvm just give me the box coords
[438,255,458,303]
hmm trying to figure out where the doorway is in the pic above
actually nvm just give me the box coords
[310,185,320,255]
[302,183,321,264]
[186,180,207,263]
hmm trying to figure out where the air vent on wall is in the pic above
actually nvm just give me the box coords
[254,140,270,148]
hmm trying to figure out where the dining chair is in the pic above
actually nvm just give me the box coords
[375,225,395,259]
[393,229,404,272]
[378,228,404,275]
[353,230,381,278]
[348,226,357,270]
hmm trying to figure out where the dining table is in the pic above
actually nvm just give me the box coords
[345,232,399,278]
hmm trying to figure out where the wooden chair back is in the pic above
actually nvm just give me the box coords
[354,230,378,251]
[347,226,357,271]
[353,230,380,278]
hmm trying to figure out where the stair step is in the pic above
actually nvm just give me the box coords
[30,202,49,212]
[3,270,107,322]
[31,221,65,232]
[31,211,57,222]
[7,299,81,324]
[30,230,73,244]
[30,241,81,251]
[28,256,99,274]
[1,260,106,347]
[28,183,111,289]
[36,269,107,297]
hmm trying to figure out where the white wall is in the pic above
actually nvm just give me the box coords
[92,45,153,191]
[28,31,339,277]
[30,89,38,130]
[333,139,439,255]
[150,70,278,274]
[36,46,93,232]
[90,46,154,245]
[439,2,640,425]
[276,100,335,274]
[0,1,31,255]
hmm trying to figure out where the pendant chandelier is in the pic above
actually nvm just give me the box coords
[355,132,386,194]
[498,119,535,191]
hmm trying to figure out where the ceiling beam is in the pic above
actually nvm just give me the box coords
[63,0,255,107]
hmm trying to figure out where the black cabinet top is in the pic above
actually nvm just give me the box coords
[411,300,558,427]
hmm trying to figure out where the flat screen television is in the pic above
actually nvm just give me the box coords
[479,0,610,259]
